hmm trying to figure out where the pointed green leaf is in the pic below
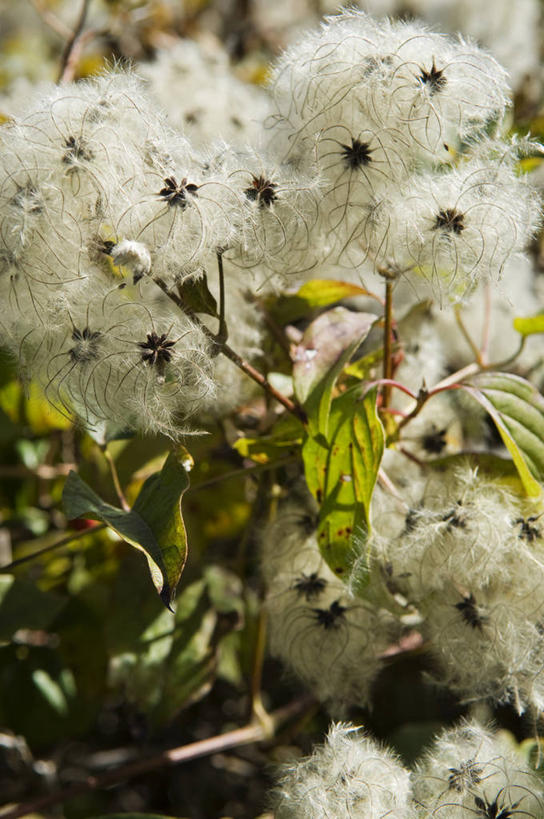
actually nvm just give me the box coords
[513,314,544,337]
[63,450,190,608]
[268,279,376,324]
[293,307,376,436]
[233,414,303,463]
[462,372,544,497]
[296,279,376,307]
[178,273,218,317]
[308,386,384,580]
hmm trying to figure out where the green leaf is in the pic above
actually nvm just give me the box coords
[233,414,303,463]
[305,386,384,580]
[344,346,385,380]
[513,313,544,337]
[269,279,376,324]
[63,450,191,608]
[178,273,218,317]
[293,307,376,437]
[132,450,190,604]
[462,372,544,497]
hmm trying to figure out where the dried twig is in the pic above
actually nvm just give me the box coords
[0,697,313,819]
[58,0,92,84]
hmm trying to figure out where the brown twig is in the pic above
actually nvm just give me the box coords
[0,697,313,819]
[153,276,306,422]
[57,0,91,84]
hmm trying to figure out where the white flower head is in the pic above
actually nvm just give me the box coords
[269,11,510,168]
[413,719,544,816]
[262,496,397,711]
[273,722,416,818]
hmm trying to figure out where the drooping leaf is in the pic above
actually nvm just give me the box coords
[293,307,376,436]
[132,449,191,604]
[63,449,191,608]
[513,313,544,337]
[462,372,544,497]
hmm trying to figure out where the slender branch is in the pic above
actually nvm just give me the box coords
[484,336,526,371]
[0,524,106,572]
[454,305,482,365]
[480,280,492,365]
[101,446,129,511]
[0,463,76,479]
[153,276,306,422]
[57,0,91,84]
[433,363,480,390]
[30,0,73,39]
[250,607,268,718]
[216,251,228,342]
[364,379,418,401]
[382,279,394,408]
[188,455,299,493]
[394,387,430,436]
[0,697,313,819]
[219,342,306,421]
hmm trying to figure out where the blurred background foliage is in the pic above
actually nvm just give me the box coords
[1,1,544,817]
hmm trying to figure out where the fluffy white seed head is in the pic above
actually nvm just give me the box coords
[273,722,416,818]
[9,275,217,439]
[413,719,544,816]
[140,39,272,147]
[269,11,510,169]
[380,463,544,596]
[262,495,398,712]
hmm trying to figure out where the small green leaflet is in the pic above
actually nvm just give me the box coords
[293,308,384,580]
[178,273,218,317]
[462,372,544,498]
[63,450,190,608]
[513,313,544,337]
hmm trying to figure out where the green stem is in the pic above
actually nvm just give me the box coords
[101,445,129,511]
[382,280,394,408]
